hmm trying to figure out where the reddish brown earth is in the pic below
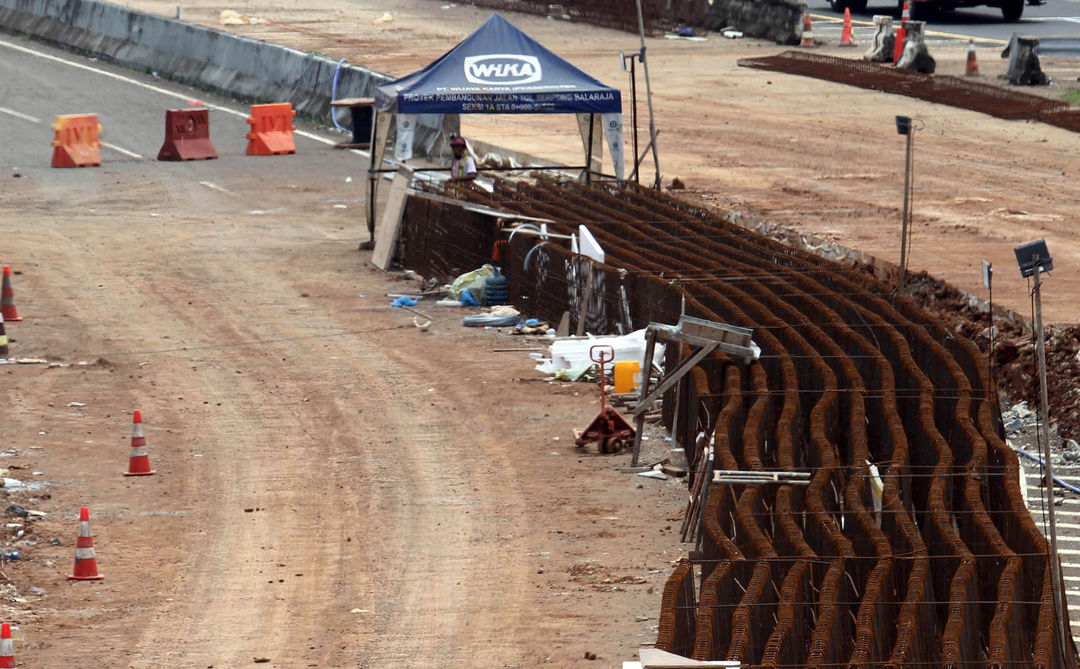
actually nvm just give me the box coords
[3,1,1080,666]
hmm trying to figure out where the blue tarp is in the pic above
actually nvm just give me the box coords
[374,13,622,115]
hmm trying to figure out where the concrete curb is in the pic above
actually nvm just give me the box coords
[0,0,391,120]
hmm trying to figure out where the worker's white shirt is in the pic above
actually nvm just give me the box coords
[451,155,477,179]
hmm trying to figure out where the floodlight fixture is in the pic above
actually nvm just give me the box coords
[1014,239,1053,278]
[895,115,912,136]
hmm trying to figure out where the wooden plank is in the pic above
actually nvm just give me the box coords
[330,97,375,107]
[371,167,413,270]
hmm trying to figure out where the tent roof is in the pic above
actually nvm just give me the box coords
[374,13,621,115]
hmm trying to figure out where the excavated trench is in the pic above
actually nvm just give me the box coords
[738,51,1080,132]
[397,178,1067,667]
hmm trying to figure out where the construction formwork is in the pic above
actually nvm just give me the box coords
[396,178,1073,668]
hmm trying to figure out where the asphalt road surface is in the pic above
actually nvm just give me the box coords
[809,0,1080,45]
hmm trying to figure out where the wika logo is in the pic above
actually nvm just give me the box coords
[463,54,542,85]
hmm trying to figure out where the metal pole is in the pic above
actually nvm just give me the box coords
[367,112,379,242]
[634,0,662,189]
[1033,265,1071,664]
[631,329,658,467]
[988,266,994,391]
[629,56,640,186]
[898,128,913,294]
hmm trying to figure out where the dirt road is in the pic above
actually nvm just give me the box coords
[0,63,685,666]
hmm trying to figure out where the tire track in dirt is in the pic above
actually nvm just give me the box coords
[12,194,545,665]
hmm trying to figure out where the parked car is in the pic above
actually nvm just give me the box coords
[829,0,1024,21]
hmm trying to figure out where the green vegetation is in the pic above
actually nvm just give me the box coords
[1064,89,1080,107]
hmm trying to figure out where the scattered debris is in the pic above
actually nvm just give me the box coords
[463,312,519,328]
[218,10,268,25]
[390,296,418,307]
[637,470,668,480]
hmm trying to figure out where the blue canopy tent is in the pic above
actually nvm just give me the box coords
[367,13,625,234]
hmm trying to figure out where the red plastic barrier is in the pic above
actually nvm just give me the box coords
[157,108,218,161]
[50,114,102,168]
[246,103,296,155]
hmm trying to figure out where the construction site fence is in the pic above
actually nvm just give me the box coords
[395,179,1067,668]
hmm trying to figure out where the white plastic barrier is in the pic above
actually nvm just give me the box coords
[548,328,664,374]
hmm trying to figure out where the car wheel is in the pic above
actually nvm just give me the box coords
[849,0,868,11]
[830,0,850,11]
[1001,0,1023,20]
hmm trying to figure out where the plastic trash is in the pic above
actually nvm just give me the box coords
[460,289,481,307]
[549,329,664,374]
[463,314,519,328]
[391,296,418,307]
[448,264,496,303]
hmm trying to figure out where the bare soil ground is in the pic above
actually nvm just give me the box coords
[1,168,689,667]
[4,1,1080,666]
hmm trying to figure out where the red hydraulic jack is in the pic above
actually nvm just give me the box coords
[575,345,636,453]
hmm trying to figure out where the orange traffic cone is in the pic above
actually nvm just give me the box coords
[68,507,104,580]
[124,410,156,476]
[894,3,910,64]
[0,267,20,322]
[965,39,979,76]
[0,623,13,668]
[0,314,7,359]
[840,8,855,46]
[799,14,816,47]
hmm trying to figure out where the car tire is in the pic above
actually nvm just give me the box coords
[849,0,868,11]
[830,0,849,11]
[1001,0,1023,20]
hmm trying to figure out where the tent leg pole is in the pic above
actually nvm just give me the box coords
[585,113,594,184]
[364,113,378,249]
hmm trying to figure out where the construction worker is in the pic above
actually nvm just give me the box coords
[449,135,477,183]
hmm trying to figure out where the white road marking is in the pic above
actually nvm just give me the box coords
[0,106,40,123]
[199,181,237,196]
[0,37,358,152]
[1025,16,1080,23]
[101,141,143,159]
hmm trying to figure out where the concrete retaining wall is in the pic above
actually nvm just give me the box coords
[706,0,803,44]
[0,0,392,120]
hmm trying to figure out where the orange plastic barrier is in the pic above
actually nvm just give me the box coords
[158,108,218,161]
[50,114,102,168]
[246,103,296,155]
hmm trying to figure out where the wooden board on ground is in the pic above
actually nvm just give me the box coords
[372,166,414,269]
